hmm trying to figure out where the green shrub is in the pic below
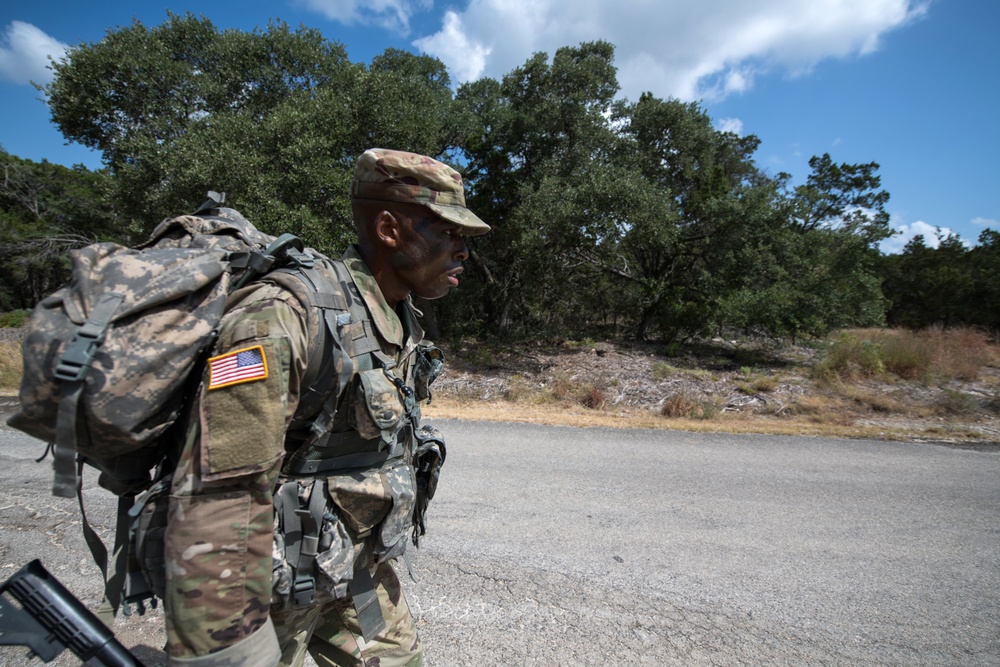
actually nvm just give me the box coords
[651,361,677,380]
[0,310,29,328]
[813,333,884,381]
[933,389,979,416]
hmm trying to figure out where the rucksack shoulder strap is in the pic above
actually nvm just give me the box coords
[266,258,355,426]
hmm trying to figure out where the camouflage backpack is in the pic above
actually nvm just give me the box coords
[6,192,317,614]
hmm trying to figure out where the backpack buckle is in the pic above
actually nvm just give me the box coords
[53,292,126,382]
[54,331,102,381]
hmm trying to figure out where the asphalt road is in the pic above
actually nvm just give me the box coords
[0,417,997,666]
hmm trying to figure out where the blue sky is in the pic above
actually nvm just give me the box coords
[1,0,996,252]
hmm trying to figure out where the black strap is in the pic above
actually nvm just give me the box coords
[73,461,136,624]
[277,480,329,607]
[52,380,84,498]
[282,262,353,429]
[97,494,135,624]
[283,426,409,475]
[349,567,386,642]
[279,482,303,568]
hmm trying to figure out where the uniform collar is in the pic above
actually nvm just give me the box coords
[340,245,425,351]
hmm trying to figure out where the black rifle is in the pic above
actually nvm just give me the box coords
[0,559,143,666]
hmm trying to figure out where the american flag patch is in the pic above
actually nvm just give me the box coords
[207,345,268,390]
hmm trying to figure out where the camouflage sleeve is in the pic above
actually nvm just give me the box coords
[164,283,308,666]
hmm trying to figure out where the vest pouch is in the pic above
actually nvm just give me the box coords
[272,480,355,609]
[413,344,444,403]
[327,469,392,537]
[351,368,404,442]
[376,457,417,562]
[314,513,354,601]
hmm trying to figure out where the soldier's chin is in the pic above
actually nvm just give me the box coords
[415,284,451,301]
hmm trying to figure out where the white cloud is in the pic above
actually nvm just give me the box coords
[716,117,744,135]
[413,11,491,82]
[409,0,928,101]
[880,218,967,254]
[299,0,431,33]
[972,216,998,227]
[0,21,68,86]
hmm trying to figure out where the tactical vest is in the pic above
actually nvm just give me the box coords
[263,254,444,638]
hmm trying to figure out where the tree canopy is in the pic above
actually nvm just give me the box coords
[13,14,975,340]
[0,148,117,309]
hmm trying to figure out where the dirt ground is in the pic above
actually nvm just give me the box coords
[422,337,1000,447]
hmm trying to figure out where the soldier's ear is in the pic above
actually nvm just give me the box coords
[373,210,402,248]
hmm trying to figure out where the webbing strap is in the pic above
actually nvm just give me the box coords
[282,263,353,428]
[52,291,125,498]
[278,480,328,606]
[279,482,303,568]
[96,494,134,625]
[73,461,135,625]
[283,426,408,475]
[331,261,382,358]
[283,448,398,475]
[52,381,84,498]
[295,480,326,574]
[349,567,386,642]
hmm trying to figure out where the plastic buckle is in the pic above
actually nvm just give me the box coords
[292,576,315,606]
[53,331,103,381]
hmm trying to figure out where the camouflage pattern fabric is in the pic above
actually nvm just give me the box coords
[9,207,277,470]
[350,148,490,237]
[164,247,427,667]
[165,282,308,665]
[271,562,421,667]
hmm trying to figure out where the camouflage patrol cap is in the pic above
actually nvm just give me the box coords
[351,148,491,236]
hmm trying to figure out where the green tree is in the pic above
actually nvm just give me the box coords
[453,42,893,342]
[44,13,458,256]
[603,94,772,340]
[881,230,981,329]
[451,41,622,336]
[970,229,1000,331]
[782,153,893,334]
[0,148,117,308]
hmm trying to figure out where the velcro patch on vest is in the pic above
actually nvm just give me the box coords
[207,345,269,390]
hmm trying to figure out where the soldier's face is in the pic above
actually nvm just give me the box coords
[390,208,469,301]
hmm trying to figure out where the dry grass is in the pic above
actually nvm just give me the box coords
[430,328,1000,444]
[0,340,22,390]
[659,392,722,420]
[660,392,701,418]
[580,386,608,410]
[815,327,991,384]
[422,394,921,441]
[1,324,998,444]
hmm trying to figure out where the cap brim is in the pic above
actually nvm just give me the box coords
[427,202,491,236]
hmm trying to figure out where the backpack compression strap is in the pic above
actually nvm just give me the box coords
[52,292,126,498]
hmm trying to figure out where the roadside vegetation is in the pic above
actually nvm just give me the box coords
[0,338,22,390]
[2,318,996,443]
[423,327,1000,444]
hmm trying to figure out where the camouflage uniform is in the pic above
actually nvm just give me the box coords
[164,248,424,667]
[163,149,488,667]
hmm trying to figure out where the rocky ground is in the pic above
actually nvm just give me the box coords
[424,337,1000,447]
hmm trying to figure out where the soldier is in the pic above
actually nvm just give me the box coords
[163,149,490,667]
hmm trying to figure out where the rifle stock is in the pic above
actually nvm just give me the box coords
[0,559,143,666]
